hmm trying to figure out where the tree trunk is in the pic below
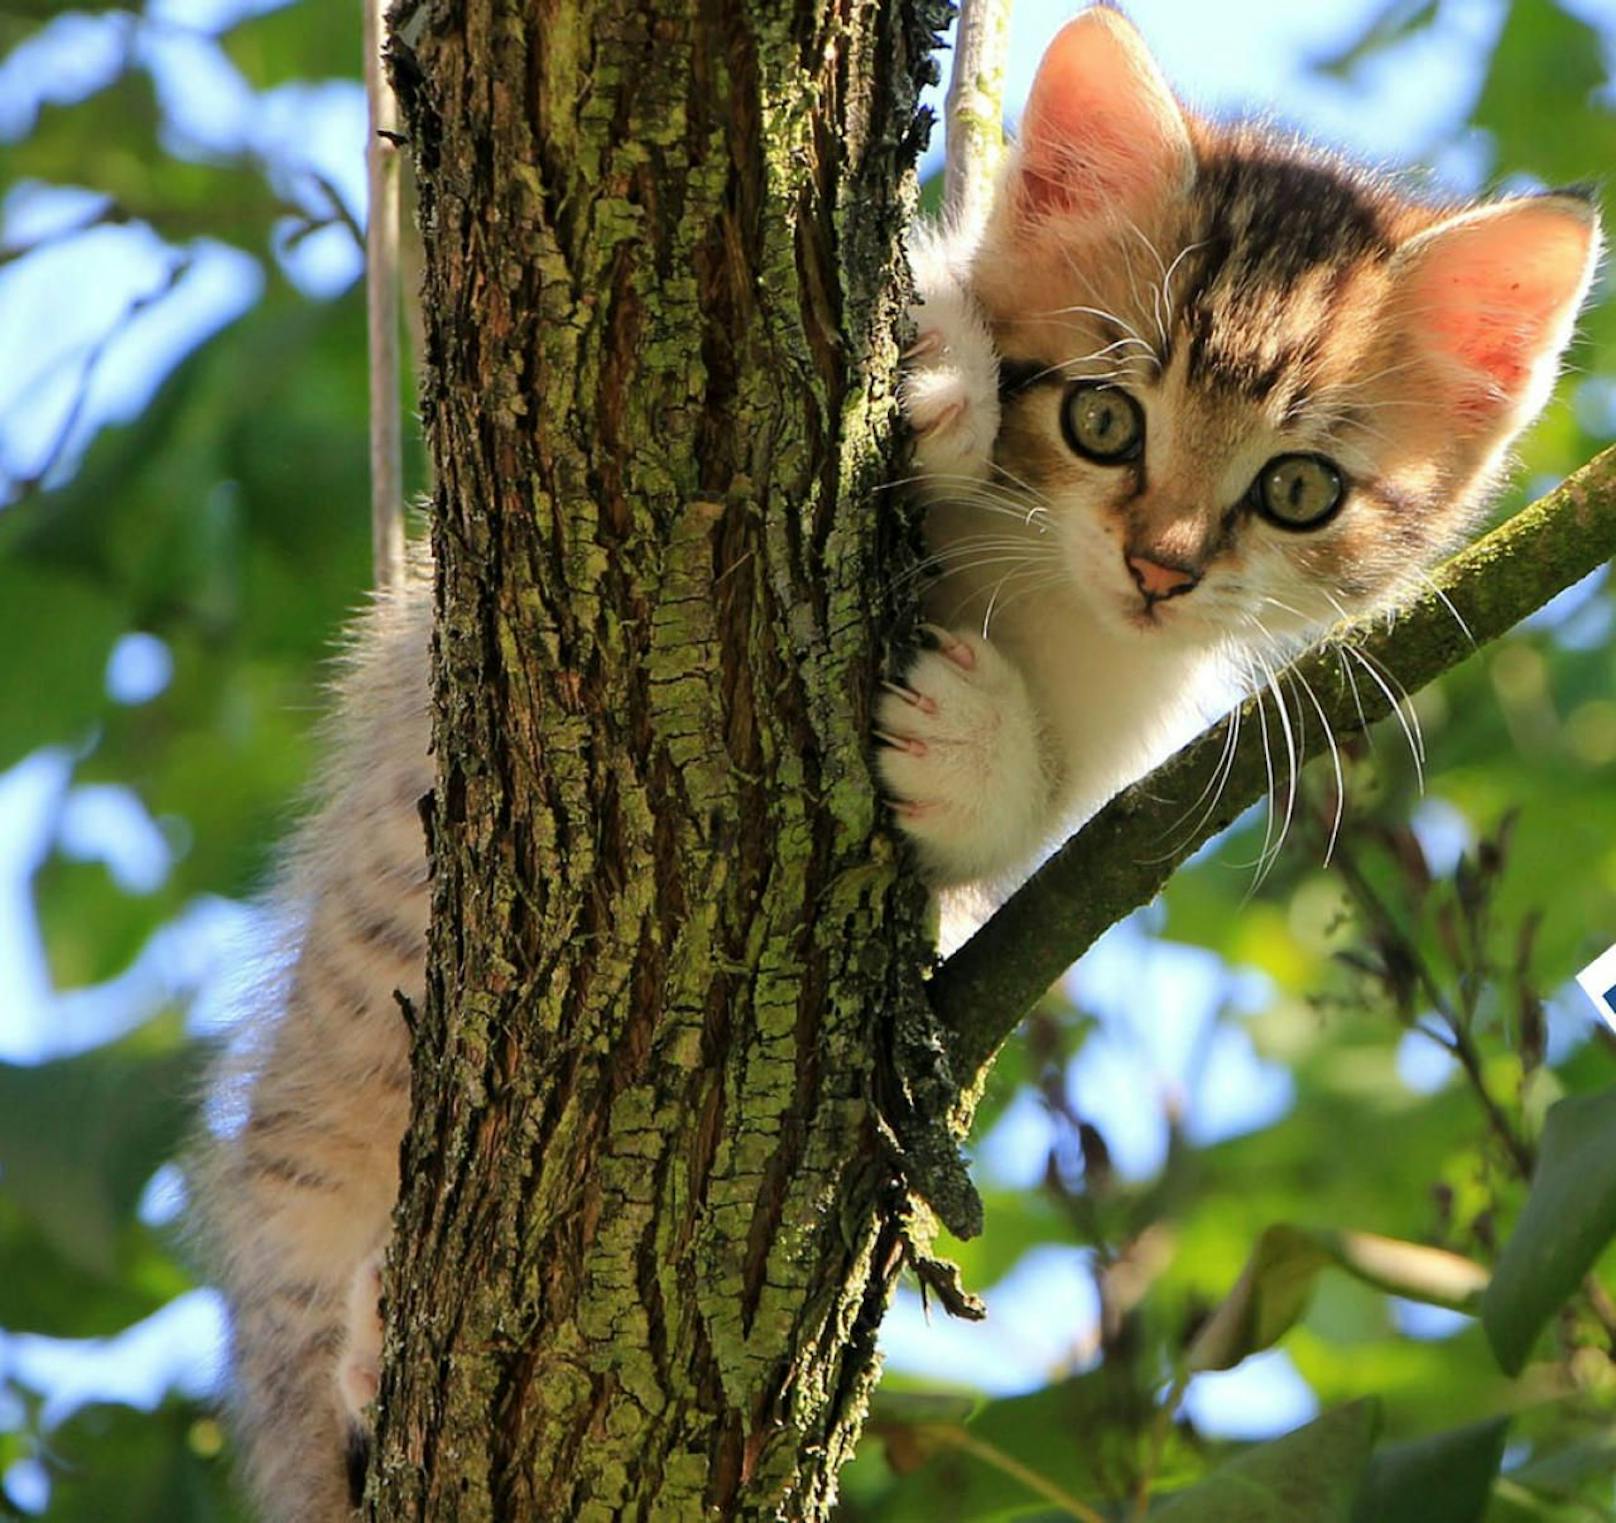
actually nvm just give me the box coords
[372,1,946,1516]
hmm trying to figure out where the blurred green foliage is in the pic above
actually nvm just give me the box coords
[0,1,421,1515]
[0,0,1614,1520]
[857,1,1616,1516]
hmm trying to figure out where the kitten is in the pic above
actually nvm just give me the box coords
[882,9,1600,920]
[197,10,1599,1521]
[198,575,434,1521]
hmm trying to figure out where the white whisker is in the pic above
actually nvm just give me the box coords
[1289,665,1345,865]
[1236,658,1281,892]
[1414,567,1475,647]
[1143,699,1242,863]
[985,458,1055,508]
[979,565,1068,638]
[1254,649,1299,890]
[1159,239,1206,314]
[1345,644,1425,791]
[1335,643,1370,735]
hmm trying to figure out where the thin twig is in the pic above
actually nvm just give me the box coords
[1329,837,1536,1178]
[941,0,1012,233]
[1328,835,1616,1353]
[1131,1372,1188,1521]
[304,166,369,257]
[364,0,405,588]
[920,1426,1110,1523]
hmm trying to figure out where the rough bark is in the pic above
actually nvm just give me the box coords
[365,0,1616,1513]
[372,1,946,1519]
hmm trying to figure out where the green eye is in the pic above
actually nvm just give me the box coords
[1252,453,1345,529]
[1061,384,1143,463]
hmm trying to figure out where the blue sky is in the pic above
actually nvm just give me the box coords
[1,0,1608,1499]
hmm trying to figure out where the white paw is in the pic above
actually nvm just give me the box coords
[337,1252,384,1423]
[875,626,1049,885]
[902,241,1000,492]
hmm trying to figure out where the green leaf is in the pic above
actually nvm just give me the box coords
[0,1015,205,1277]
[0,561,126,767]
[1152,1401,1381,1522]
[5,285,385,909]
[33,853,168,988]
[1285,1322,1512,1443]
[223,0,359,87]
[1351,1418,1510,1523]
[45,1399,246,1523]
[869,1368,1195,1521]
[1188,1225,1488,1374]
[1470,0,1616,190]
[1482,1088,1616,1375]
[3,70,285,256]
[0,1191,191,1337]
[1507,1427,1616,1502]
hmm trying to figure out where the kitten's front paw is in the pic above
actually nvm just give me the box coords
[337,1252,384,1422]
[876,626,1049,884]
[901,253,1000,491]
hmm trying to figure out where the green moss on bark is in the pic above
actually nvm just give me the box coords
[371,1,950,1518]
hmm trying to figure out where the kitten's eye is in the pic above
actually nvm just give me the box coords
[1251,454,1345,529]
[1061,384,1143,463]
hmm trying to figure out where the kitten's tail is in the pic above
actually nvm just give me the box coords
[227,1273,362,1522]
[192,1035,385,1523]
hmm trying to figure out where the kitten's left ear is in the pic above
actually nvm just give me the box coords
[1387,192,1602,431]
[1013,8,1193,225]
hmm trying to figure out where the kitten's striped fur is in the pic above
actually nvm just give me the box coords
[885,10,1598,895]
[199,574,430,1519]
[199,9,1599,1519]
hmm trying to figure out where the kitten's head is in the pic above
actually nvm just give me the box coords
[969,6,1601,648]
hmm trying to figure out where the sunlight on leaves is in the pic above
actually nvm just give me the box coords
[1188,1225,1489,1375]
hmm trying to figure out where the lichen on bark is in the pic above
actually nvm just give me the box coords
[371,1,952,1518]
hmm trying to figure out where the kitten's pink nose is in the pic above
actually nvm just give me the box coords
[1126,554,1199,601]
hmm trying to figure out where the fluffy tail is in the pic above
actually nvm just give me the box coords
[192,567,433,1519]
[228,1269,364,1521]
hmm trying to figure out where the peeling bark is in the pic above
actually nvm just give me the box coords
[372,1,946,1517]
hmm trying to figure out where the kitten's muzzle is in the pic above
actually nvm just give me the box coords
[1125,552,1200,605]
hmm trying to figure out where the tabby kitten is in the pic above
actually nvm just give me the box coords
[199,9,1599,1521]
[884,9,1599,910]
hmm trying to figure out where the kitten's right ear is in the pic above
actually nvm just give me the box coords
[1014,8,1193,224]
[1385,194,1601,434]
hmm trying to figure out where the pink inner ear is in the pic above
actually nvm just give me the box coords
[1015,12,1190,222]
[1401,202,1596,417]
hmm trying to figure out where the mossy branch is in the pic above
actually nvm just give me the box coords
[934,444,1616,1084]
[941,0,1011,232]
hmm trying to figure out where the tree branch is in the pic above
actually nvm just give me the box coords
[941,0,1011,232]
[364,0,404,588]
[935,444,1616,1084]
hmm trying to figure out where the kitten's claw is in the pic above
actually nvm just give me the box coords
[913,400,964,435]
[876,628,1050,884]
[903,328,944,361]
[918,623,976,671]
[882,678,937,716]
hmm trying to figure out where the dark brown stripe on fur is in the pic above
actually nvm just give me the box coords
[244,1150,341,1193]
